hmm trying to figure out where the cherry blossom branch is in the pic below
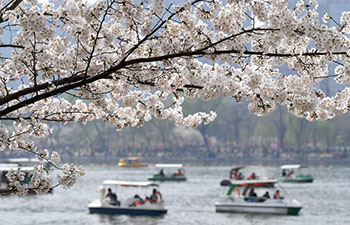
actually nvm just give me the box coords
[314,74,338,79]
[1,25,345,110]
[0,46,347,118]
[0,0,24,23]
[1,11,346,113]
[120,0,204,63]
[124,49,348,65]
[17,146,61,170]
[83,1,114,79]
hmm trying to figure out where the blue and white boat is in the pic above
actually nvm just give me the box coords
[88,180,167,216]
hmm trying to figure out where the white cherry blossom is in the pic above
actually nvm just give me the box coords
[0,0,349,194]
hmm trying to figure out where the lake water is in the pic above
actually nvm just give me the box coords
[1,165,349,225]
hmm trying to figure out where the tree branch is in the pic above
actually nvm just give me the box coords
[0,45,347,118]
[0,44,24,48]
[0,0,24,23]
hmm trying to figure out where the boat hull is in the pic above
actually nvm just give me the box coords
[215,203,301,215]
[88,199,167,216]
[118,163,148,168]
[89,206,167,216]
[279,177,314,183]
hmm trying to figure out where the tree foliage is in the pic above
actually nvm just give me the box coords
[0,0,350,194]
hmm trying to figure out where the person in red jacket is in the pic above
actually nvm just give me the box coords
[248,172,256,180]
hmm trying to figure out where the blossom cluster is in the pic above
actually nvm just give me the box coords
[57,163,86,189]
[0,0,349,193]
[6,170,28,196]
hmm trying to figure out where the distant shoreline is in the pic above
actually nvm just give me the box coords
[61,156,350,167]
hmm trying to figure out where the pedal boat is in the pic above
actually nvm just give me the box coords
[220,166,277,187]
[279,164,314,183]
[148,164,186,182]
[88,180,167,216]
[215,182,302,215]
[118,157,148,168]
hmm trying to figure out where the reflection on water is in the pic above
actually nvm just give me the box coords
[0,166,350,225]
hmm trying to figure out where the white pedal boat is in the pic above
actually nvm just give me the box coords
[215,181,302,215]
[88,180,167,216]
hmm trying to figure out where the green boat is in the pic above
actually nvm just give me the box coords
[278,164,314,183]
[148,164,187,182]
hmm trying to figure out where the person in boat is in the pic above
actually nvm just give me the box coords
[288,169,294,177]
[248,172,256,180]
[144,196,151,204]
[150,188,163,204]
[134,194,143,201]
[159,169,165,177]
[248,188,257,198]
[273,190,284,199]
[173,168,183,177]
[263,191,270,199]
[282,169,287,177]
[230,169,238,179]
[106,188,120,206]
[176,169,182,175]
[237,172,244,180]
[247,187,257,202]
[130,194,145,207]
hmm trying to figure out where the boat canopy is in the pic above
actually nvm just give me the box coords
[280,164,306,169]
[102,180,159,187]
[0,165,35,172]
[155,164,183,168]
[0,163,19,168]
[4,158,40,164]
[230,166,244,172]
[126,157,140,160]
